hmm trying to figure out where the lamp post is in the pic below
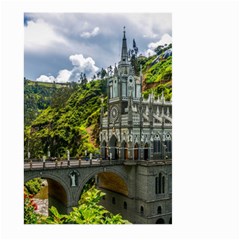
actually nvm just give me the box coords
[42,155,46,168]
[67,150,70,167]
[27,139,30,160]
[47,146,50,160]
[90,153,93,165]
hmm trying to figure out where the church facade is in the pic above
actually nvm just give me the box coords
[100,28,172,162]
[98,28,172,224]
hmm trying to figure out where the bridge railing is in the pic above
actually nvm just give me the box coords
[24,158,125,170]
[24,157,79,162]
[24,156,171,170]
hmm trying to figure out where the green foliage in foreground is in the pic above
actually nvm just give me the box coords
[24,191,39,224]
[24,186,130,224]
[42,187,130,224]
[25,178,42,195]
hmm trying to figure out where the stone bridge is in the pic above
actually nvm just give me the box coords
[24,160,135,214]
[24,158,172,224]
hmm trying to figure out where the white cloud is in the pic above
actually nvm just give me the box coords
[148,33,172,50]
[143,33,172,57]
[143,49,156,57]
[69,54,99,79]
[35,54,99,83]
[56,69,71,83]
[36,75,55,82]
[80,27,100,38]
[24,19,67,51]
[25,13,172,80]
[143,33,158,38]
[125,13,171,40]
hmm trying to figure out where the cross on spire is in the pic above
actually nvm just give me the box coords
[123,26,126,38]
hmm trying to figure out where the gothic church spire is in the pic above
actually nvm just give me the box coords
[121,26,128,63]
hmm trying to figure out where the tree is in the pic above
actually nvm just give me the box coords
[133,38,138,56]
[40,186,130,224]
[154,45,164,55]
[96,71,101,79]
[82,73,88,84]
[100,68,107,79]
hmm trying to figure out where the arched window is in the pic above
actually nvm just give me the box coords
[134,143,139,160]
[112,197,116,204]
[144,143,149,160]
[153,140,161,153]
[156,218,165,224]
[157,206,162,214]
[122,141,128,160]
[124,201,127,210]
[155,177,158,194]
[140,206,144,215]
[101,140,107,160]
[162,176,165,194]
[168,174,172,193]
[155,172,165,194]
[165,140,172,153]
[158,173,162,193]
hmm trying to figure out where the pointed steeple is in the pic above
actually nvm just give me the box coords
[114,63,118,76]
[121,26,128,63]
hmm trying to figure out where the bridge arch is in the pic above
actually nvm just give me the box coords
[24,171,71,214]
[75,167,129,203]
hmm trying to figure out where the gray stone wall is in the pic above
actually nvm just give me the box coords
[99,188,137,223]
[25,161,172,223]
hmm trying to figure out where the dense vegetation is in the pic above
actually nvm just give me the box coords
[144,56,172,83]
[24,80,57,126]
[24,43,172,224]
[24,45,172,159]
[24,178,42,195]
[24,186,130,224]
[24,79,107,159]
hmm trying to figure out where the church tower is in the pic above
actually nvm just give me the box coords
[100,26,172,162]
[102,27,142,161]
[99,27,172,224]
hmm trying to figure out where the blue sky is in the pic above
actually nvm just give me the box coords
[24,13,172,82]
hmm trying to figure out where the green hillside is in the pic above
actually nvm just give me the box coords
[24,53,172,159]
[24,79,73,126]
[144,56,172,83]
[24,79,107,159]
